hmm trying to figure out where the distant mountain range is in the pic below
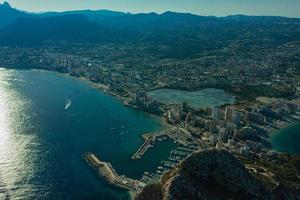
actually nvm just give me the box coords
[0,1,300,48]
[0,1,30,28]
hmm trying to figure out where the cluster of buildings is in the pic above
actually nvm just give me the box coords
[159,97,300,161]
[130,91,161,114]
[165,103,189,124]
[0,39,299,102]
[135,97,300,187]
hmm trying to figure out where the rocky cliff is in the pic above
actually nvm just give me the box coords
[136,149,300,200]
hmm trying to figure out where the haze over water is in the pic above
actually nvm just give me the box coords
[0,68,175,200]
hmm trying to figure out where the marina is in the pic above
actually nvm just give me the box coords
[83,126,200,192]
[140,143,199,185]
[131,129,174,160]
[84,153,145,192]
[130,127,194,160]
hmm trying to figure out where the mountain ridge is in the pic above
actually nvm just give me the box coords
[0,1,300,53]
[1,1,300,30]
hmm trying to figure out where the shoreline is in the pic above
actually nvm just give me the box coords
[0,67,170,130]
[59,72,172,130]
[2,67,172,133]
[56,71,171,132]
[267,118,300,153]
[269,117,300,136]
[269,121,300,155]
[1,67,169,200]
[2,67,297,141]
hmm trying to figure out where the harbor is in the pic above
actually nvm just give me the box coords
[131,126,196,160]
[140,143,199,184]
[131,129,174,160]
[83,127,199,193]
[83,152,145,192]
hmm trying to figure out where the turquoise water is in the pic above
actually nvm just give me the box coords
[147,88,235,108]
[270,122,300,155]
[0,68,176,200]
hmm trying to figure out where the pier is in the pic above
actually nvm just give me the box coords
[131,127,194,160]
[131,128,176,160]
[83,152,145,192]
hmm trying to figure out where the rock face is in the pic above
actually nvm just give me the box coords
[136,150,299,200]
[162,150,270,200]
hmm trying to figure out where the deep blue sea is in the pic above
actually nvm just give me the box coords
[0,68,176,200]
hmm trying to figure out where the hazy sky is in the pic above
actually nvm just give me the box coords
[2,0,300,18]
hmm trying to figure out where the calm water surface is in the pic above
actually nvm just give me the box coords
[271,122,300,155]
[0,68,175,200]
[147,88,235,108]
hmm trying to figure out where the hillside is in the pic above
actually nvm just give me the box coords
[0,14,137,46]
[136,150,300,200]
[0,1,31,28]
[0,3,299,60]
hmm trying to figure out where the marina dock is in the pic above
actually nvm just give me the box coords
[83,152,145,192]
[131,128,176,160]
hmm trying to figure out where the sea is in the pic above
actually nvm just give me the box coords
[0,68,176,200]
[270,122,300,155]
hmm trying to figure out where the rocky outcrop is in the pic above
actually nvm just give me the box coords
[136,149,300,200]
[136,183,163,200]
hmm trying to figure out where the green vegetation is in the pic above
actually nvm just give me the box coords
[219,84,296,101]
[241,154,300,189]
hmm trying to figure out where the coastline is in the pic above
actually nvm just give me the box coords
[268,117,300,154]
[269,121,300,155]
[2,67,297,141]
[269,116,300,135]
[0,67,169,130]
[56,71,171,131]
[0,67,171,200]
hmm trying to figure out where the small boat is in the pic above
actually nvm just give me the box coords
[64,99,72,109]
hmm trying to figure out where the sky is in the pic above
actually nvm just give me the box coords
[2,0,300,18]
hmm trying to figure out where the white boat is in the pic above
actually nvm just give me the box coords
[64,99,72,109]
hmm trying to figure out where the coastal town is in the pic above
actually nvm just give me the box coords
[1,42,300,196]
[83,91,300,194]
[0,39,299,100]
[0,42,299,196]
[0,1,300,199]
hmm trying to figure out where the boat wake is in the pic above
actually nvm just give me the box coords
[64,99,72,110]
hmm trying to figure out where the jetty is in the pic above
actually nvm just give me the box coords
[83,152,145,192]
[131,128,176,160]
